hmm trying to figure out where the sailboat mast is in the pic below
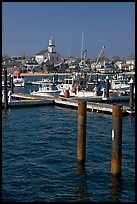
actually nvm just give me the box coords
[81,31,84,61]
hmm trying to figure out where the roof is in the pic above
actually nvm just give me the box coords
[36,49,48,55]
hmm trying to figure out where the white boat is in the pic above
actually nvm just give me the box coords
[57,73,100,98]
[31,78,52,85]
[57,76,76,97]
[76,87,98,98]
[110,79,130,91]
[30,83,61,98]
[13,75,25,87]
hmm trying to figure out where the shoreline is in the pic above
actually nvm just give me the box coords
[20,71,135,77]
[20,72,71,77]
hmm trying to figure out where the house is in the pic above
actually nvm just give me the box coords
[126,59,135,71]
[24,59,41,72]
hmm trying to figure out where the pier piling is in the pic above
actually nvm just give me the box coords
[3,67,8,110]
[77,100,87,164]
[10,74,14,93]
[129,78,134,112]
[111,104,122,177]
[106,76,109,98]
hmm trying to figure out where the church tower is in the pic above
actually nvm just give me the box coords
[48,37,55,53]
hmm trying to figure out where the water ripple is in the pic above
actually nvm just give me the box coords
[2,105,135,202]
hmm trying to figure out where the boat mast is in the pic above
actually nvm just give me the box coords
[81,31,84,62]
[96,45,105,65]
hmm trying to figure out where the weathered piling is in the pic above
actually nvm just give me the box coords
[96,74,99,85]
[111,104,122,177]
[10,74,14,93]
[77,100,87,164]
[129,78,134,112]
[106,76,109,98]
[3,67,8,110]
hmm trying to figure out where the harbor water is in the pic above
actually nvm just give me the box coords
[2,75,135,202]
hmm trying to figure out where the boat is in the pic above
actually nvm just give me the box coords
[57,75,77,97]
[57,73,100,98]
[13,75,25,87]
[31,78,52,85]
[76,86,99,98]
[12,68,25,87]
[110,79,130,91]
[57,73,86,97]
[30,82,61,98]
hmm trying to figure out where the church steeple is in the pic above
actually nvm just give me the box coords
[48,36,55,53]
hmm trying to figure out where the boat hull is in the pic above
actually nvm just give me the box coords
[30,91,60,98]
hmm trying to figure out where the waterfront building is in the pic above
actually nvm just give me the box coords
[23,59,41,72]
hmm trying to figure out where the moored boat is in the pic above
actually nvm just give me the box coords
[30,82,61,98]
[12,68,25,87]
[13,75,25,87]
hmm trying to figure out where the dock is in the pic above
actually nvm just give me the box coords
[2,93,54,108]
[54,98,132,116]
[2,93,135,116]
[2,99,54,108]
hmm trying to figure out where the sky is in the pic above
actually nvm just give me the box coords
[2,2,135,60]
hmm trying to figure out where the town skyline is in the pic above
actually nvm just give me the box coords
[2,2,135,59]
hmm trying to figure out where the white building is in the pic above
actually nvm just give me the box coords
[24,60,41,72]
[35,37,60,64]
[126,59,135,65]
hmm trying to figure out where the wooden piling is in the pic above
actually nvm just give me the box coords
[111,104,122,177]
[77,100,87,164]
[129,78,134,111]
[10,74,14,93]
[3,67,8,110]
[106,76,109,98]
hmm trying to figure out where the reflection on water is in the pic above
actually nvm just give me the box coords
[2,85,135,202]
[75,163,90,202]
[108,174,123,202]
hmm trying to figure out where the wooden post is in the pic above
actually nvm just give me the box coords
[10,74,14,93]
[96,74,98,85]
[129,78,134,112]
[106,75,109,98]
[77,100,87,164]
[3,67,8,110]
[111,104,122,177]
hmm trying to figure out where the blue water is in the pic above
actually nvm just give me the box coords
[2,76,135,202]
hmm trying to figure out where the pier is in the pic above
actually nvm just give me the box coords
[3,99,54,108]
[54,98,132,115]
[2,93,135,116]
[2,93,54,108]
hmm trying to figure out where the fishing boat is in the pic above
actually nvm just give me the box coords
[30,83,61,98]
[57,75,77,97]
[13,75,25,87]
[57,73,100,98]
[12,68,25,87]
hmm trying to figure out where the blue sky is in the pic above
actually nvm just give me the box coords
[2,2,135,59]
